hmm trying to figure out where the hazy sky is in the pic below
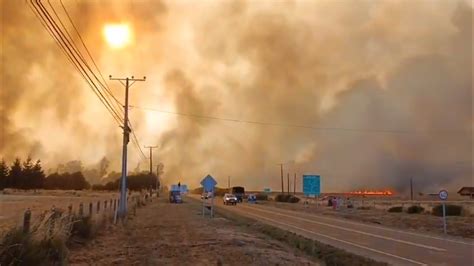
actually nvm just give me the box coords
[1,0,472,192]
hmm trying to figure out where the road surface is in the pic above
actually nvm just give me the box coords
[202,196,474,265]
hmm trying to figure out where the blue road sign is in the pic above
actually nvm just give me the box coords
[303,175,321,197]
[439,190,448,200]
[201,175,217,192]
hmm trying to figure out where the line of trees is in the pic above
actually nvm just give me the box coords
[0,158,90,190]
[0,158,160,191]
[0,158,45,190]
[92,172,159,191]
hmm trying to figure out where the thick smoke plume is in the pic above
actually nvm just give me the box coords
[0,0,472,193]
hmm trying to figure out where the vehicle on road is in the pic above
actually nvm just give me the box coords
[247,194,257,203]
[231,186,245,202]
[223,193,238,205]
[201,191,213,199]
[169,191,182,203]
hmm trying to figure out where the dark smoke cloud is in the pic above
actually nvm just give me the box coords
[1,1,472,193]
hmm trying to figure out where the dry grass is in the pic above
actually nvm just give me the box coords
[261,200,474,238]
[0,191,149,265]
[0,189,118,235]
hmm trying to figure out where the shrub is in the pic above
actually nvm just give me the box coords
[432,205,462,217]
[275,194,292,202]
[288,196,300,203]
[0,228,68,265]
[71,216,93,239]
[255,193,268,201]
[407,205,424,214]
[357,206,371,210]
[275,194,300,203]
[388,206,403,213]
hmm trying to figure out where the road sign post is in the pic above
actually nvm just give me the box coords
[438,189,448,234]
[201,175,217,218]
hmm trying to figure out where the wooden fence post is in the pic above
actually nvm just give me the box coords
[104,200,108,210]
[89,202,93,216]
[79,203,84,217]
[23,209,31,234]
[49,207,56,237]
[97,201,100,214]
[113,199,117,211]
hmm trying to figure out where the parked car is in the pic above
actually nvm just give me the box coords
[169,191,182,203]
[223,193,238,205]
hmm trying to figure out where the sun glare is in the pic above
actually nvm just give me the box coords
[103,24,131,48]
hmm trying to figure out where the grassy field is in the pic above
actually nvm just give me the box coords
[0,189,119,235]
[259,198,474,238]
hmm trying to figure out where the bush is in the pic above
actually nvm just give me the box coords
[71,216,93,239]
[357,206,371,210]
[0,228,68,265]
[275,194,292,202]
[432,205,462,217]
[275,194,300,203]
[407,205,424,214]
[288,196,300,203]
[388,206,403,213]
[255,193,268,201]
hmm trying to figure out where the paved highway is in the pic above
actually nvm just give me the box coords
[206,197,474,265]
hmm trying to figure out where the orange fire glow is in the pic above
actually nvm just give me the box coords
[348,190,394,196]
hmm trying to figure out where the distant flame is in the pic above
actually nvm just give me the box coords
[348,190,394,196]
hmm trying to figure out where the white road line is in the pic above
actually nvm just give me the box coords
[241,205,446,252]
[241,210,428,266]
[251,204,474,246]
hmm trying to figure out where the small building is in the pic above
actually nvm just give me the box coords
[457,187,474,199]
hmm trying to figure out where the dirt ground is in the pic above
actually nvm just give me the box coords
[68,197,318,266]
[0,190,118,235]
[259,200,474,239]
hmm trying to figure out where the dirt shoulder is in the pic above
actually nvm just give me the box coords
[259,200,474,239]
[68,197,318,265]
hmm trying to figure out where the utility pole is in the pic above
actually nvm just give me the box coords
[109,75,146,219]
[294,173,296,195]
[145,145,158,194]
[287,173,290,195]
[156,164,161,191]
[228,176,231,191]
[278,163,284,193]
[410,177,414,201]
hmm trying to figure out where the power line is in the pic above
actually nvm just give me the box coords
[48,0,123,122]
[29,0,123,126]
[129,119,147,160]
[129,105,470,135]
[58,0,124,111]
[29,0,148,162]
[55,1,148,160]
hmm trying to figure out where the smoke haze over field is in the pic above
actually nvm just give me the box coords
[0,0,472,193]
